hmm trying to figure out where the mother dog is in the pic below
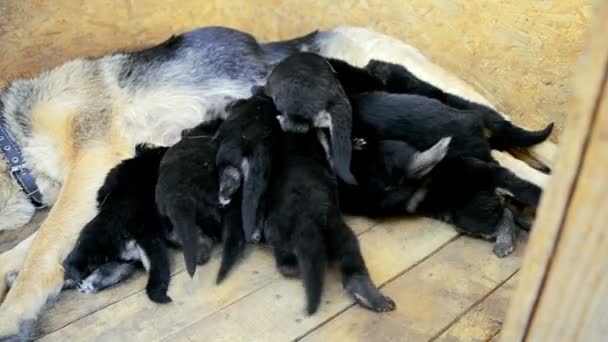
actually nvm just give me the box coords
[0,25,549,339]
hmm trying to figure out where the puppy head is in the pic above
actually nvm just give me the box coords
[359,137,451,212]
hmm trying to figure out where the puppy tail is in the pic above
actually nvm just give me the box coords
[296,227,326,315]
[241,145,272,242]
[217,201,246,284]
[170,206,200,277]
[326,100,357,185]
[481,109,554,150]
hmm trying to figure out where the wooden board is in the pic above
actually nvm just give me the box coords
[435,274,519,342]
[34,215,377,338]
[0,0,590,141]
[501,0,608,339]
[39,217,458,341]
[298,237,525,342]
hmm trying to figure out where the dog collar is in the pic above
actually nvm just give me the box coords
[0,122,45,209]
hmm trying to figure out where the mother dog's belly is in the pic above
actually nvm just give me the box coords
[118,79,255,147]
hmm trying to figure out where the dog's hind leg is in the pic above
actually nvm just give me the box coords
[492,208,518,258]
[76,262,138,294]
[328,215,396,312]
[241,144,273,243]
[294,224,326,315]
[216,200,245,284]
[0,146,122,340]
[0,231,37,303]
[137,238,172,304]
[273,248,300,278]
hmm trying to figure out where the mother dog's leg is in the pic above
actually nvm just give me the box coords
[0,145,122,340]
[0,232,37,303]
[314,26,556,170]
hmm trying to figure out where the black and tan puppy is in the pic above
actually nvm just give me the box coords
[262,130,395,315]
[342,135,541,257]
[156,119,245,283]
[63,145,172,303]
[351,92,553,168]
[340,138,452,217]
[260,52,357,185]
[214,95,282,243]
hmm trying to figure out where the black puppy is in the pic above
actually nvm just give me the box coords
[351,91,553,167]
[340,138,452,216]
[63,145,173,303]
[156,119,245,283]
[214,95,282,243]
[261,130,395,315]
[259,52,357,185]
[343,135,541,257]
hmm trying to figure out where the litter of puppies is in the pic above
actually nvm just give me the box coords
[63,52,552,314]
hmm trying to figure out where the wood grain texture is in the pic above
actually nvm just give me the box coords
[522,46,608,342]
[501,0,608,340]
[35,216,379,339]
[41,217,457,341]
[435,274,519,342]
[300,237,525,342]
[0,0,591,141]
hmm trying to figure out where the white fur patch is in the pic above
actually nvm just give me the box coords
[137,245,150,271]
[313,110,332,128]
[406,186,428,213]
[241,158,250,181]
[119,240,141,261]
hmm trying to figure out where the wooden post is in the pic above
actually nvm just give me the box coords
[501,0,608,340]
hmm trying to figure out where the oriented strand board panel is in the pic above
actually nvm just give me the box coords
[0,0,591,141]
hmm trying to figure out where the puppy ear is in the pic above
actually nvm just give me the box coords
[408,137,451,178]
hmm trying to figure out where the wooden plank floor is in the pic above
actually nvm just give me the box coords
[0,211,527,342]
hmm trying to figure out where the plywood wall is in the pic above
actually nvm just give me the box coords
[0,0,592,141]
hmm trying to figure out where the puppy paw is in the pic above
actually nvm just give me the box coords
[352,138,367,150]
[277,264,300,278]
[147,290,172,304]
[372,296,397,312]
[76,279,98,294]
[493,242,514,258]
[251,230,262,244]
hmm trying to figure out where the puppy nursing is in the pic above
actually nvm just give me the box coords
[342,90,551,256]
[261,52,358,185]
[156,118,246,283]
[214,96,283,243]
[63,145,173,303]
[262,130,395,314]
[57,52,549,316]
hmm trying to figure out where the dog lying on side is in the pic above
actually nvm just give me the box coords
[327,58,554,161]
[259,52,358,185]
[214,96,283,243]
[156,118,245,283]
[63,144,173,303]
[341,91,550,256]
[0,25,554,339]
[261,130,395,315]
